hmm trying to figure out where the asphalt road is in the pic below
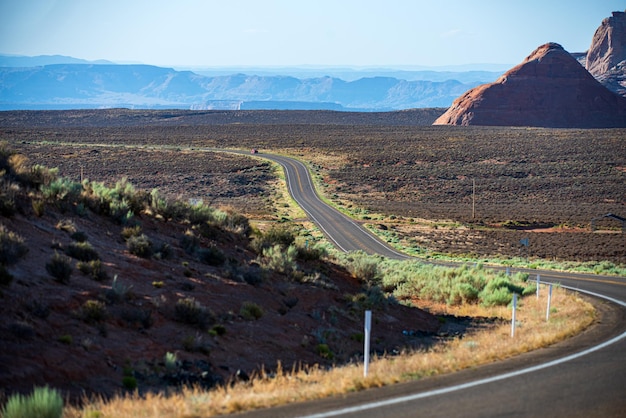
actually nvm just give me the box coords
[226,150,626,418]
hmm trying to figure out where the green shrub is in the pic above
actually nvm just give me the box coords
[65,241,99,262]
[197,245,225,266]
[480,286,514,307]
[1,386,63,418]
[46,252,73,283]
[41,177,81,203]
[121,225,142,240]
[77,259,109,282]
[126,234,153,258]
[58,335,73,345]
[217,210,250,235]
[448,282,480,305]
[0,175,18,216]
[70,230,88,242]
[0,224,29,266]
[174,297,214,329]
[344,251,380,285]
[209,324,227,336]
[186,202,215,225]
[262,244,297,274]
[81,299,107,324]
[295,239,327,261]
[122,376,137,391]
[315,343,334,360]
[109,199,134,225]
[250,225,296,254]
[379,260,532,307]
[180,229,200,254]
[240,301,264,320]
[27,164,59,187]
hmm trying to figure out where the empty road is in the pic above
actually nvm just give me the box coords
[226,150,626,417]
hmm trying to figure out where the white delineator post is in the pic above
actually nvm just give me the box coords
[364,310,372,377]
[511,293,518,337]
[536,274,540,299]
[546,284,553,321]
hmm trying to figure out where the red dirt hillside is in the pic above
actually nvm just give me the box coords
[433,42,626,128]
[0,159,441,402]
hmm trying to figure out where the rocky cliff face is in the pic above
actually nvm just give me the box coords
[586,11,626,97]
[586,11,626,76]
[433,42,626,128]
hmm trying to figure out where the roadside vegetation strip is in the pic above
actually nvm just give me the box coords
[65,285,594,417]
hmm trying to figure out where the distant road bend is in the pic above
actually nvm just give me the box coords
[227,150,408,259]
[220,149,626,418]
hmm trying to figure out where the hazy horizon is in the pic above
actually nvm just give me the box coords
[1,1,622,69]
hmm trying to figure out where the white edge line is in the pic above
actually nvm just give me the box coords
[299,284,626,418]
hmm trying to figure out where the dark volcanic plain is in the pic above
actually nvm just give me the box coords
[2,109,625,264]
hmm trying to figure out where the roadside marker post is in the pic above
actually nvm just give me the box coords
[511,293,518,337]
[546,284,553,321]
[536,274,540,299]
[364,310,372,377]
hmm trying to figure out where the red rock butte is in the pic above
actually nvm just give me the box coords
[433,42,626,128]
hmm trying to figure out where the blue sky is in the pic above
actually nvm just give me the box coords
[1,0,624,68]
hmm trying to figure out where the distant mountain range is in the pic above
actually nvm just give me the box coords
[0,55,503,111]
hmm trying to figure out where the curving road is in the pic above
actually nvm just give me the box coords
[229,150,408,259]
[226,150,626,418]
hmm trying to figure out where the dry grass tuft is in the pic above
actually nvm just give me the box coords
[65,286,594,417]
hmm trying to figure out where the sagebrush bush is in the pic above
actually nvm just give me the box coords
[65,241,100,262]
[186,202,216,225]
[81,299,107,323]
[121,225,142,240]
[379,260,531,307]
[240,301,264,320]
[70,230,88,242]
[296,242,327,261]
[0,178,18,216]
[180,229,200,254]
[262,244,297,275]
[0,224,29,266]
[77,259,109,282]
[122,376,137,391]
[46,252,73,283]
[28,164,59,187]
[41,178,82,203]
[126,234,153,258]
[1,385,63,418]
[174,297,214,329]
[250,225,296,254]
[81,178,144,222]
[218,210,250,235]
[344,251,380,285]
